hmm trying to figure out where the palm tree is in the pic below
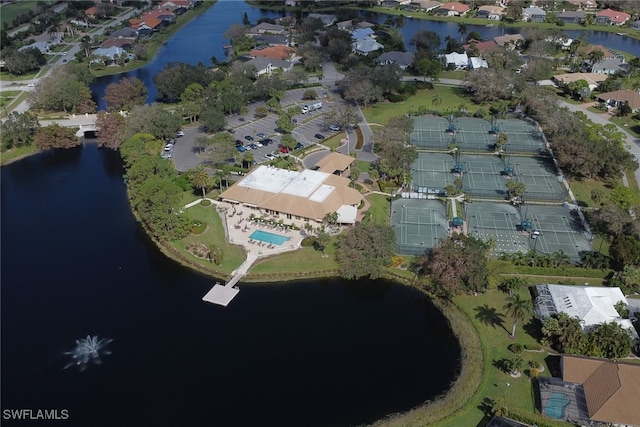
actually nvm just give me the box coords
[188,166,213,199]
[241,151,254,169]
[458,23,468,43]
[431,93,442,109]
[503,293,531,338]
[588,49,604,68]
[552,250,570,267]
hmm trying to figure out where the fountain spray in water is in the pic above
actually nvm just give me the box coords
[64,335,113,371]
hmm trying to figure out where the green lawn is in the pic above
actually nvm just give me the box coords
[610,115,640,139]
[569,177,619,207]
[1,1,38,26]
[0,145,40,166]
[248,243,339,277]
[365,193,390,225]
[363,85,480,126]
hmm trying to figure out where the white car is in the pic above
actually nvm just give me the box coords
[176,130,185,137]
[265,153,276,160]
[164,143,173,152]
[255,141,263,147]
[329,125,341,131]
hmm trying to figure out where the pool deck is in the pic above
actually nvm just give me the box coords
[188,199,313,306]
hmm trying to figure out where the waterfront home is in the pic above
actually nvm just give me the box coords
[409,0,442,12]
[537,356,640,426]
[443,51,468,69]
[591,57,626,75]
[307,13,337,27]
[248,22,288,36]
[522,6,546,23]
[143,9,176,24]
[336,19,374,32]
[91,46,134,63]
[596,89,640,112]
[632,20,640,30]
[218,165,363,224]
[476,5,504,20]
[463,39,497,55]
[351,27,375,41]
[556,10,586,24]
[129,17,163,31]
[376,51,415,69]
[577,44,615,59]
[101,38,135,49]
[595,8,631,26]
[437,2,470,16]
[109,27,139,40]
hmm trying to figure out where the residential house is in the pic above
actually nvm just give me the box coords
[253,34,290,47]
[485,416,530,427]
[577,44,615,60]
[18,41,50,54]
[158,0,193,14]
[85,6,97,19]
[437,2,469,16]
[218,165,363,224]
[352,38,384,55]
[248,22,288,36]
[307,13,337,27]
[101,38,135,49]
[552,72,608,91]
[244,57,293,76]
[556,10,586,24]
[537,356,640,426]
[565,0,597,13]
[376,51,415,69]
[534,284,638,339]
[249,45,294,61]
[632,20,640,30]
[91,46,133,62]
[595,8,631,26]
[591,57,626,75]
[351,27,375,41]
[143,9,176,24]
[463,39,497,55]
[493,34,523,49]
[109,27,138,39]
[336,20,374,32]
[477,5,504,20]
[410,0,441,12]
[314,152,354,177]
[443,51,468,69]
[522,6,546,23]
[597,89,640,112]
[468,57,488,69]
[129,17,163,31]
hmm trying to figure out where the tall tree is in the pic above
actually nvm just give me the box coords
[337,223,397,280]
[188,166,214,199]
[503,293,532,338]
[104,77,147,112]
[95,111,125,149]
[0,111,39,151]
[457,22,468,43]
[33,124,80,150]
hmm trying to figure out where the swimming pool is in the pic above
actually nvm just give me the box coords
[250,230,291,246]
[544,392,570,419]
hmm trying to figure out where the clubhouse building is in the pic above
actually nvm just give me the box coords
[219,164,362,224]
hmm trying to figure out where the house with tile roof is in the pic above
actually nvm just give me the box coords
[493,34,523,49]
[351,27,375,41]
[314,152,355,176]
[352,38,384,55]
[477,5,504,20]
[437,2,469,16]
[591,57,626,75]
[596,8,631,26]
[249,45,294,61]
[463,39,497,55]
[540,355,640,426]
[552,72,608,91]
[248,22,288,36]
[556,10,586,24]
[597,89,640,112]
[410,0,442,12]
[244,57,293,76]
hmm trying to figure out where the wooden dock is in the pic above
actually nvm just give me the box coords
[202,253,258,307]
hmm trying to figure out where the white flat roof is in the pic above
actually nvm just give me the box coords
[309,184,335,202]
[239,165,331,198]
[202,284,239,307]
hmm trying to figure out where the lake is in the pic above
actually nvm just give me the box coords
[91,0,640,109]
[0,143,461,426]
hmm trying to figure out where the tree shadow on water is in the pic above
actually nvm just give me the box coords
[474,304,508,333]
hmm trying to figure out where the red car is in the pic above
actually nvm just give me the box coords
[279,146,289,154]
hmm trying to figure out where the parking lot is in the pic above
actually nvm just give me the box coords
[170,87,345,172]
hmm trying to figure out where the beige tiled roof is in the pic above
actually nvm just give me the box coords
[562,355,640,426]
[315,152,354,174]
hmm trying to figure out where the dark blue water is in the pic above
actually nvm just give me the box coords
[0,143,460,426]
[92,0,639,110]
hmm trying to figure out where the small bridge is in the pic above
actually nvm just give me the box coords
[39,114,98,138]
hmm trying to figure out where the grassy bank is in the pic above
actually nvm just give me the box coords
[0,145,41,166]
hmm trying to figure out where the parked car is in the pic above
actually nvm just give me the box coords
[314,133,325,140]
[249,143,259,150]
[329,125,340,131]
[245,135,254,141]
[255,141,263,148]
[279,146,289,154]
[295,142,304,150]
[256,132,266,139]
[236,145,246,152]
[169,138,176,144]
[235,139,244,146]
[261,138,273,145]
[176,130,185,137]
[265,153,276,160]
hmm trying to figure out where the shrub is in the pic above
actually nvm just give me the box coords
[386,93,405,103]
[191,220,207,234]
[508,343,523,354]
[524,343,541,351]
[200,199,212,206]
[301,236,317,247]
[355,125,364,149]
[414,81,434,90]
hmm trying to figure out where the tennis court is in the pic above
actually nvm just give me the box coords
[495,119,547,154]
[460,154,507,198]
[454,117,493,151]
[410,153,455,193]
[524,205,592,261]
[511,157,567,201]
[466,202,530,255]
[410,116,450,149]
[390,199,449,255]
